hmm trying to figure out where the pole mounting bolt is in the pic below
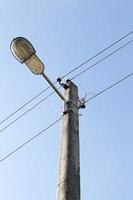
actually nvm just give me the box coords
[57,77,69,89]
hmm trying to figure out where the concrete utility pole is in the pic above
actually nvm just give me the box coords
[57,80,80,200]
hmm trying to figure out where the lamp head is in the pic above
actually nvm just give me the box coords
[10,37,44,75]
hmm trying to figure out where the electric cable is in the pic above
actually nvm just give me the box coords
[0,117,62,163]
[0,84,53,125]
[1,71,133,163]
[71,39,133,80]
[61,30,133,79]
[85,72,133,103]
[0,39,133,134]
[0,104,74,163]
[1,31,133,125]
[0,91,56,134]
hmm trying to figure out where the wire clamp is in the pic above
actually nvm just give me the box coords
[78,97,86,109]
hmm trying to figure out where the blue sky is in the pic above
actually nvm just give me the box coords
[0,0,133,199]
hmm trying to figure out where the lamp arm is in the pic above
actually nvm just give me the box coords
[42,72,65,101]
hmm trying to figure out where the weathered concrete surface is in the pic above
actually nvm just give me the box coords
[57,80,80,200]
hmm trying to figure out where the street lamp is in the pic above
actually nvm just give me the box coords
[10,37,66,103]
[10,37,81,200]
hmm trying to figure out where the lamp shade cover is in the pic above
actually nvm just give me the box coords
[10,37,36,63]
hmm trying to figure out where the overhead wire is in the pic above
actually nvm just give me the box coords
[61,30,133,79]
[71,39,133,80]
[1,71,133,163]
[0,117,62,163]
[85,72,133,103]
[0,84,53,125]
[0,39,133,134]
[0,91,56,134]
[0,30,133,125]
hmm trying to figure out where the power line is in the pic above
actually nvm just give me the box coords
[0,84,53,125]
[1,71,133,163]
[61,30,133,79]
[0,117,62,163]
[71,39,133,80]
[85,72,133,103]
[0,91,55,134]
[1,31,133,125]
[0,39,133,134]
